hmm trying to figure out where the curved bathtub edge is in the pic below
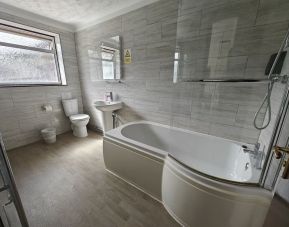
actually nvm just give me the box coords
[162,157,272,227]
[163,202,187,227]
[164,157,273,204]
[106,121,260,184]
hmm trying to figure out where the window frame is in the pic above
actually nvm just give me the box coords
[0,19,67,87]
[101,48,117,80]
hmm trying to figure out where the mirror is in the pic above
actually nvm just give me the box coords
[100,36,121,80]
[88,35,122,81]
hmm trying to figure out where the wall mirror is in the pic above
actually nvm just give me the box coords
[88,35,122,81]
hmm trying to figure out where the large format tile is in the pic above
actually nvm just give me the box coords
[74,0,289,144]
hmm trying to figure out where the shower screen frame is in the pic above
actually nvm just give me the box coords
[260,81,289,191]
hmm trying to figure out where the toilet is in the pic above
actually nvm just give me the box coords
[62,99,90,137]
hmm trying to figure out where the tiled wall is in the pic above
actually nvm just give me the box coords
[176,0,289,81]
[0,12,83,150]
[75,0,289,144]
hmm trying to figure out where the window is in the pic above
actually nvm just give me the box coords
[0,19,66,86]
[101,50,115,80]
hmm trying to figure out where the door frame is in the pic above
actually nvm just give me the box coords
[260,81,289,190]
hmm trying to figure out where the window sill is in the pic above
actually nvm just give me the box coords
[0,83,68,88]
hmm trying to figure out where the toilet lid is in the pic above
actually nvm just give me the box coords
[70,114,90,121]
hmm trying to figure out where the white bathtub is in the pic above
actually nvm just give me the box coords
[103,121,272,227]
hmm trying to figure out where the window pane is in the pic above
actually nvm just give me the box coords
[0,29,53,50]
[101,51,114,60]
[102,60,114,79]
[0,46,59,84]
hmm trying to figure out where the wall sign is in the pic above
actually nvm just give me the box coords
[124,49,132,64]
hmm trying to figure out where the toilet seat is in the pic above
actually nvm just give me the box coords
[70,114,90,121]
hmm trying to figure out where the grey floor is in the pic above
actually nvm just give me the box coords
[7,131,289,227]
[8,131,178,227]
[263,195,289,227]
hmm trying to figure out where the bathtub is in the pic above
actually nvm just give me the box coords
[103,121,272,227]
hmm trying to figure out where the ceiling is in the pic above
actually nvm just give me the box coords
[0,0,158,31]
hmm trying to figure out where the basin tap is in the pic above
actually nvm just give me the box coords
[242,143,264,169]
[105,92,113,103]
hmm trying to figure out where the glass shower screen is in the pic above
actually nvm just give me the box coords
[171,0,289,186]
[173,1,287,83]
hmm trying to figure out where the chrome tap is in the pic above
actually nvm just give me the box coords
[242,143,264,169]
[243,143,260,156]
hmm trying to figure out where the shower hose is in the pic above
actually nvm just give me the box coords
[253,79,275,130]
[253,28,289,130]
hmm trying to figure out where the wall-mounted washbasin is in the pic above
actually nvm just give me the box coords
[94,101,122,112]
[93,100,123,133]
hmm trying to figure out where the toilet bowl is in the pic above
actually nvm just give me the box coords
[70,114,90,137]
[62,99,90,138]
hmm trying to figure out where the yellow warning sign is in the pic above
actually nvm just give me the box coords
[124,49,132,64]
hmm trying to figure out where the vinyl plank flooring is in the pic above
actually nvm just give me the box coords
[7,131,179,227]
[263,195,289,227]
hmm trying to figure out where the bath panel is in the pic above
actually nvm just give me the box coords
[103,139,163,200]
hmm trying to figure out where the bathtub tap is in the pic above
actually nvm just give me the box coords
[243,143,264,169]
[242,143,260,155]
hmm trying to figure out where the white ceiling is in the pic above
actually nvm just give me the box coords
[0,0,158,31]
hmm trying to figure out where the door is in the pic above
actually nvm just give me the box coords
[0,134,29,227]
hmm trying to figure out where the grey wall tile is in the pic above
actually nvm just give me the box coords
[0,12,83,150]
[74,0,289,144]
[176,11,202,39]
[200,0,259,33]
[256,0,289,25]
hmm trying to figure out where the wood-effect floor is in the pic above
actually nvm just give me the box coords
[7,131,179,227]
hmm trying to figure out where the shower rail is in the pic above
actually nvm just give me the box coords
[181,75,288,83]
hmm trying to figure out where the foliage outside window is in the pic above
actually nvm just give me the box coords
[0,19,66,86]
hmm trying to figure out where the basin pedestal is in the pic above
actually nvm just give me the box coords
[102,111,114,133]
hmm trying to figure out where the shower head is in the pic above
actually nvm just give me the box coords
[265,51,287,75]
